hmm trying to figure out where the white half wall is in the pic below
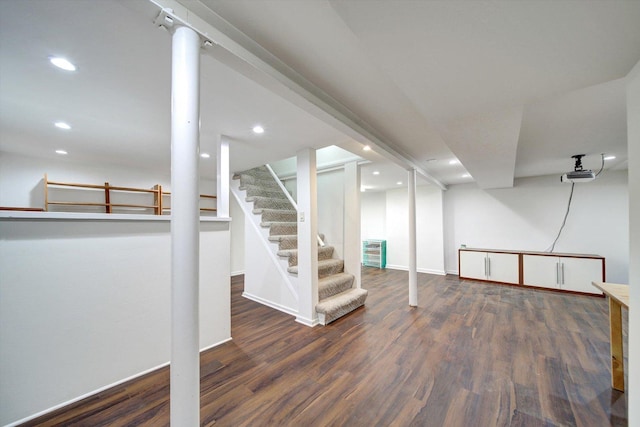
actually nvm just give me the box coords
[442,171,629,282]
[361,185,446,275]
[0,215,231,426]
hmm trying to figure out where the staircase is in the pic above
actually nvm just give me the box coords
[233,166,367,325]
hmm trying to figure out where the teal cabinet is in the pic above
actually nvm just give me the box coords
[363,240,386,268]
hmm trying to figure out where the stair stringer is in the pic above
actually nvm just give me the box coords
[231,178,299,317]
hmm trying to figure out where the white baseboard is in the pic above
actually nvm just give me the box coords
[385,264,446,276]
[6,338,232,427]
[446,269,459,276]
[242,291,298,317]
[231,270,245,277]
[295,315,319,327]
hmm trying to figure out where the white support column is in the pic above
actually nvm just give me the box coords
[408,169,418,306]
[296,148,319,326]
[216,135,230,217]
[344,161,361,288]
[170,25,201,427]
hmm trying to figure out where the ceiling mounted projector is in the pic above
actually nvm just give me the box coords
[561,154,595,183]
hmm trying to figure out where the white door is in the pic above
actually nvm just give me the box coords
[523,255,560,289]
[561,257,604,294]
[459,251,487,280]
[487,252,520,284]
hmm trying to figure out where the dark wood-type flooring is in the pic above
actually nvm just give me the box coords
[22,268,628,426]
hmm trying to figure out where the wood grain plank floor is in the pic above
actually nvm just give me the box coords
[21,269,628,426]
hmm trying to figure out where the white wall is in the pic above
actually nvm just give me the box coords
[361,191,386,241]
[242,209,299,315]
[0,151,216,211]
[0,217,231,426]
[317,170,344,258]
[361,185,446,275]
[283,170,345,258]
[626,59,639,426]
[442,171,629,282]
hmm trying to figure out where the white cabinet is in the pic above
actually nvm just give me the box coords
[523,254,604,294]
[459,248,605,296]
[522,255,560,289]
[459,250,519,284]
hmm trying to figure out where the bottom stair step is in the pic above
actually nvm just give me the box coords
[316,288,368,325]
[319,273,354,300]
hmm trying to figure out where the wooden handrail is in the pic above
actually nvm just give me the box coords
[44,174,216,215]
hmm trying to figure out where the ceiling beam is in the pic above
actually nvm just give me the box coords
[147,0,446,190]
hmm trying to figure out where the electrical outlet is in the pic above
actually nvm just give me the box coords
[299,212,305,222]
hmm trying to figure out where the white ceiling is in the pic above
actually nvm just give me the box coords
[1,0,638,192]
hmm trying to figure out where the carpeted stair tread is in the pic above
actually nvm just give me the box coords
[253,207,296,215]
[251,197,294,211]
[244,185,290,200]
[269,222,297,236]
[287,258,344,278]
[238,177,281,189]
[316,288,368,325]
[259,209,297,223]
[246,194,289,202]
[278,246,335,267]
[233,165,272,178]
[319,273,354,300]
[269,234,325,250]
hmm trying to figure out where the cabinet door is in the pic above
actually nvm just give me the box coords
[561,257,603,294]
[523,255,560,289]
[459,251,487,280]
[487,252,519,284]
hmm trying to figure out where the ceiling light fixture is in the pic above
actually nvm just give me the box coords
[55,149,68,155]
[373,171,380,175]
[462,173,471,178]
[604,155,616,161]
[49,56,76,71]
[449,159,459,165]
[397,181,403,185]
[252,125,264,134]
[363,145,371,151]
[200,153,210,159]
[54,122,71,130]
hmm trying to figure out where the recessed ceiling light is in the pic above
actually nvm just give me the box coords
[54,122,71,130]
[49,56,76,71]
[397,181,403,185]
[363,145,371,151]
[200,153,210,159]
[373,171,380,175]
[462,173,471,178]
[604,155,616,161]
[55,149,68,155]
[252,125,264,134]
[449,159,459,165]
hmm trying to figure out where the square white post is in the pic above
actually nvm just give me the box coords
[344,161,361,288]
[408,168,418,306]
[296,148,319,326]
[216,135,230,217]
